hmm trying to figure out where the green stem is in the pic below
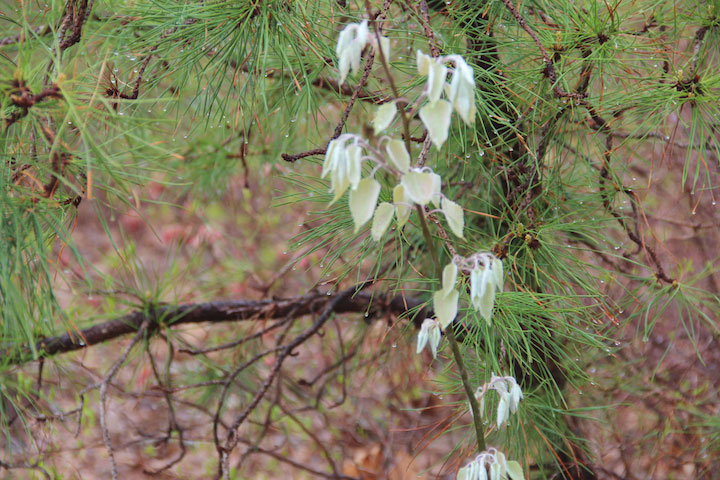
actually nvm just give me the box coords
[446,326,486,453]
[415,204,486,453]
[366,0,413,155]
[415,204,439,271]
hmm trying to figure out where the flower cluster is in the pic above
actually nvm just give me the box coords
[327,22,473,242]
[321,135,465,239]
[432,253,504,335]
[416,51,476,148]
[457,448,525,480]
[336,20,389,85]
[475,374,523,429]
[467,253,504,324]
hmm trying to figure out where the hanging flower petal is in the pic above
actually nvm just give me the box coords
[346,144,363,190]
[416,50,432,75]
[447,55,476,124]
[496,393,510,428]
[426,60,448,103]
[506,461,526,480]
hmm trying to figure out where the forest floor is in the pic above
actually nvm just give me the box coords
[3,130,719,479]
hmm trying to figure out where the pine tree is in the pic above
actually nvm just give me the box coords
[1,0,718,478]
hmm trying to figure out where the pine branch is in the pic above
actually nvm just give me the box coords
[4,291,428,366]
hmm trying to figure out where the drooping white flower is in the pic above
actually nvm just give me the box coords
[469,253,503,324]
[337,20,390,85]
[446,55,477,124]
[474,374,524,429]
[457,448,525,480]
[416,51,476,144]
[416,318,442,358]
[336,20,370,85]
[322,136,363,204]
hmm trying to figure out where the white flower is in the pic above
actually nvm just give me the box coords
[457,448,525,480]
[336,20,370,84]
[337,20,390,85]
[322,136,363,204]
[475,374,524,429]
[469,253,503,324]
[416,318,442,358]
[446,55,476,124]
[415,51,476,146]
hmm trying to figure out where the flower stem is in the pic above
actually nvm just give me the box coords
[415,204,439,271]
[415,204,486,453]
[445,326,486,453]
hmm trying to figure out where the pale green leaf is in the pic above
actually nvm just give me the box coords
[506,461,525,480]
[401,171,440,206]
[371,202,395,241]
[433,288,458,330]
[419,99,452,149]
[441,197,464,238]
[442,262,457,294]
[373,102,397,134]
[349,177,381,233]
[385,139,410,174]
[393,184,411,227]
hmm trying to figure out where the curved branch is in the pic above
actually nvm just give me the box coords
[6,291,428,366]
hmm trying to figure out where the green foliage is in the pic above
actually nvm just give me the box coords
[0,0,718,477]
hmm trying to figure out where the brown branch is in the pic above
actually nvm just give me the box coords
[499,0,584,100]
[4,291,428,366]
[59,0,95,51]
[0,25,49,46]
[217,282,377,475]
[282,13,383,163]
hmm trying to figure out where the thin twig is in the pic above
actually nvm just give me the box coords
[98,319,151,480]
